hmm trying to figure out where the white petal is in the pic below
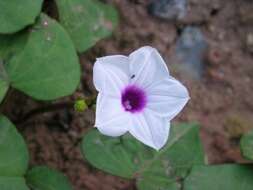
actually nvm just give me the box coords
[93,55,130,96]
[129,109,170,150]
[129,46,169,88]
[146,77,190,119]
[95,93,130,137]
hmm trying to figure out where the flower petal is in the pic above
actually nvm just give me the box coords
[95,93,130,137]
[129,109,170,150]
[146,77,189,119]
[129,46,169,88]
[93,55,130,96]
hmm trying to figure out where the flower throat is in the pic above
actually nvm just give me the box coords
[121,85,147,113]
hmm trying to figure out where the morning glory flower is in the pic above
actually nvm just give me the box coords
[93,46,189,150]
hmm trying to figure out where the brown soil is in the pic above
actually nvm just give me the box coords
[2,0,253,190]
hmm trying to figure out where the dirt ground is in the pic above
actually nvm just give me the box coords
[2,0,253,190]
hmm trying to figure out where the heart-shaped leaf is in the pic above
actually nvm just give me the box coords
[0,116,74,190]
[0,0,43,34]
[81,123,205,190]
[184,164,253,190]
[5,14,81,100]
[0,115,29,177]
[240,129,253,160]
[55,0,118,52]
[0,176,29,190]
[26,166,73,190]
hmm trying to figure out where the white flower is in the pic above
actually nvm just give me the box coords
[93,46,189,150]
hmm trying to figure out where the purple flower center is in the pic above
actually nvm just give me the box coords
[121,85,147,113]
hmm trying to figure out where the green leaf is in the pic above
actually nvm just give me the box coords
[0,79,8,103]
[5,14,81,100]
[0,176,29,190]
[184,164,253,190]
[240,129,253,160]
[0,61,9,103]
[26,166,73,190]
[0,0,43,34]
[0,32,28,60]
[81,123,205,190]
[55,0,118,52]
[0,115,29,176]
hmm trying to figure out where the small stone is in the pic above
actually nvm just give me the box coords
[206,47,227,66]
[239,3,253,24]
[207,69,225,81]
[175,26,208,79]
[246,33,253,53]
[148,0,187,20]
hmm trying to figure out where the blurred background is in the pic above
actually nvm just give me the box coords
[2,0,253,189]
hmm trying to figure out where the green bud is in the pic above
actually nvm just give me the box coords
[74,99,88,112]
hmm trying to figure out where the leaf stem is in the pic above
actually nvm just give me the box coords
[16,95,97,125]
